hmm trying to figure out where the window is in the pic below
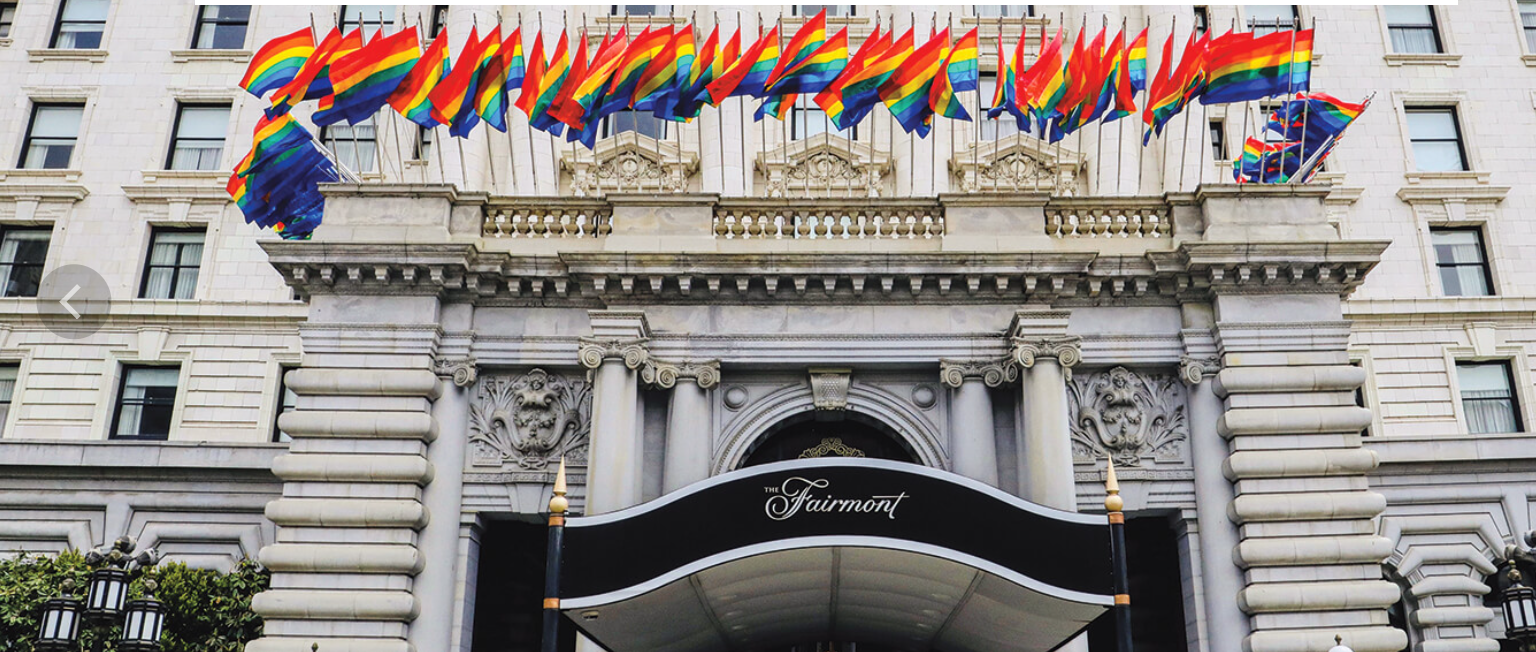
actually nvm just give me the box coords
[340,4,395,40]
[1247,5,1299,36]
[50,0,108,48]
[1,2,17,38]
[112,366,179,440]
[140,228,204,300]
[1209,120,1227,160]
[1405,107,1466,172]
[1386,5,1443,54]
[793,5,854,17]
[978,73,1021,141]
[20,104,83,170]
[791,96,855,140]
[321,114,377,173]
[414,125,434,161]
[610,5,669,16]
[1351,361,1371,437]
[1457,361,1522,435]
[600,109,666,140]
[191,5,249,49]
[0,365,15,431]
[1430,227,1493,297]
[166,104,230,171]
[1521,1,1536,52]
[274,368,298,443]
[1193,6,1210,36]
[973,6,1032,18]
[1,228,51,298]
[429,5,447,37]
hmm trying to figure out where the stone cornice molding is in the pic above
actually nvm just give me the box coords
[576,337,650,370]
[1179,355,1222,385]
[433,358,479,388]
[938,357,1019,388]
[639,359,721,389]
[1012,336,1083,376]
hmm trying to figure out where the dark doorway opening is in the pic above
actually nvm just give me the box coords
[741,414,918,467]
[1087,513,1190,652]
[470,518,576,652]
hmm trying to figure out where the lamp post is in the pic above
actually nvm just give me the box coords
[1504,566,1536,652]
[36,535,164,652]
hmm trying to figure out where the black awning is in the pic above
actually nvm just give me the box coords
[559,459,1114,652]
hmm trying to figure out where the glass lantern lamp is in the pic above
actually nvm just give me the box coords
[84,565,130,619]
[35,579,83,652]
[1505,568,1536,651]
[119,578,166,652]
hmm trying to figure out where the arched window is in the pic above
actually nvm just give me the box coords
[741,414,918,467]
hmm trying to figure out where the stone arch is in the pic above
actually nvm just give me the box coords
[713,381,948,475]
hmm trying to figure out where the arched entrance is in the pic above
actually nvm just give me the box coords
[741,413,919,468]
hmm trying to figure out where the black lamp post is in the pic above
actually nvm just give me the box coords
[36,535,163,652]
[1504,566,1536,652]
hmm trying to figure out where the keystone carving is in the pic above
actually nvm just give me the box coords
[809,368,853,411]
[468,369,592,469]
[640,359,721,389]
[1179,355,1222,386]
[1012,335,1083,380]
[939,357,1019,388]
[1066,366,1189,467]
[433,358,479,388]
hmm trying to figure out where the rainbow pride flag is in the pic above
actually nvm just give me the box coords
[707,25,781,102]
[532,30,583,136]
[315,26,420,127]
[814,24,886,131]
[388,30,449,128]
[880,27,949,136]
[429,26,491,136]
[504,27,526,92]
[634,25,694,116]
[768,26,847,96]
[1265,92,1367,147]
[241,28,315,98]
[473,26,512,132]
[1127,28,1149,93]
[929,27,978,121]
[766,10,826,92]
[513,31,546,118]
[550,27,628,130]
[598,26,670,120]
[1023,27,1066,133]
[1201,28,1313,105]
[673,26,734,119]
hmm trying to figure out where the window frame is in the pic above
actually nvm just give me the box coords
[609,5,671,17]
[319,116,379,174]
[49,0,109,49]
[599,109,668,141]
[0,226,52,298]
[190,5,251,50]
[414,125,434,161]
[1209,119,1228,161]
[109,364,181,441]
[139,227,206,300]
[1519,0,1536,54]
[1246,5,1301,35]
[19,102,85,170]
[1193,6,1210,36]
[273,367,298,443]
[0,364,17,436]
[791,5,856,18]
[971,5,1033,18]
[1404,106,1468,172]
[164,102,232,171]
[1429,226,1494,297]
[428,5,447,37]
[338,4,395,39]
[1454,360,1524,435]
[977,72,1021,142]
[0,2,18,39]
[1385,5,1445,54]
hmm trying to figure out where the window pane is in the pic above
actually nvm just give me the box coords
[342,4,396,40]
[1459,362,1519,435]
[974,6,1027,18]
[1,4,17,38]
[0,366,15,403]
[1431,229,1484,264]
[1385,5,1434,26]
[1406,111,1457,140]
[126,367,179,390]
[60,0,109,22]
[32,106,84,139]
[1412,141,1465,172]
[1,230,50,298]
[201,5,250,22]
[796,5,853,17]
[1390,26,1440,53]
[612,5,669,16]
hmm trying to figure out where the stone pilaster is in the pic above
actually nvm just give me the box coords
[1009,309,1081,511]
[939,357,1017,487]
[1181,349,1249,652]
[410,357,475,652]
[578,311,651,513]
[660,360,721,494]
[249,314,444,652]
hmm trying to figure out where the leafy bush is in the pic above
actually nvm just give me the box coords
[0,551,269,652]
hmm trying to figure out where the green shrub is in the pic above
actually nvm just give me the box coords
[0,551,269,652]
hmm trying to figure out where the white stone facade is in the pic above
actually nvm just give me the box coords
[1,4,1534,652]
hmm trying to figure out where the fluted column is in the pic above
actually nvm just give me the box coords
[939,358,1017,487]
[1181,355,1248,652]
[658,361,722,493]
[1013,336,1082,511]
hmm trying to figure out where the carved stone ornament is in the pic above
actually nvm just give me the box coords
[577,337,651,370]
[1066,366,1189,467]
[1179,356,1222,386]
[433,358,479,388]
[560,131,698,197]
[939,357,1020,388]
[1012,335,1083,380]
[799,437,866,459]
[951,134,1084,195]
[640,359,721,389]
[468,369,593,469]
[809,368,853,411]
[757,133,892,198]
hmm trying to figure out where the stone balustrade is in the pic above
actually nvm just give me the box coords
[712,199,945,240]
[482,198,613,239]
[1045,198,1173,238]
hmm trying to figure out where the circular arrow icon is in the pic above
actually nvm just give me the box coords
[36,264,111,339]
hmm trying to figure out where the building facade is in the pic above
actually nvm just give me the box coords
[1,3,1535,652]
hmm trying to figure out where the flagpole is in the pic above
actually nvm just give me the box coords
[500,11,521,194]
[374,10,401,183]
[385,11,410,183]
[417,12,446,186]
[939,15,949,196]
[741,11,750,196]
[526,13,542,194]
[1294,16,1315,184]
[1093,14,1106,196]
[476,15,504,194]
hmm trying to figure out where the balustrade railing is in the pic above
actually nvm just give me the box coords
[713,199,944,240]
[1045,199,1172,238]
[483,199,612,238]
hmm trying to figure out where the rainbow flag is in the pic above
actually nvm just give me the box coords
[1127,28,1149,93]
[389,30,450,128]
[1232,136,1302,183]
[473,26,512,132]
[673,26,734,119]
[1103,28,1138,123]
[598,26,670,120]
[282,27,366,116]
[238,114,314,178]
[707,25,781,102]
[1265,92,1367,147]
[929,27,978,121]
[550,27,628,130]
[532,30,583,136]
[265,27,343,116]
[766,10,827,92]
[1176,31,1212,109]
[815,24,887,131]
[241,28,315,98]
[880,27,949,136]
[842,27,909,127]
[429,26,492,137]
[767,26,847,96]
[314,26,420,127]
[1201,28,1313,105]
[634,25,694,117]
[513,31,546,118]
[1023,27,1066,133]
[504,27,526,92]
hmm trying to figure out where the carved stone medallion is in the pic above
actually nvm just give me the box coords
[468,369,593,469]
[1066,366,1189,467]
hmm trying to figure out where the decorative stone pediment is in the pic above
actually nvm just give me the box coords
[468,368,593,469]
[951,134,1084,196]
[1066,366,1189,467]
[756,133,891,198]
[0,176,89,223]
[1395,179,1509,226]
[561,131,698,197]
[123,172,233,224]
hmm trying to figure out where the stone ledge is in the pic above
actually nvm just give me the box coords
[1383,53,1461,67]
[1368,433,1536,465]
[0,440,284,470]
[27,48,107,62]
[169,49,251,63]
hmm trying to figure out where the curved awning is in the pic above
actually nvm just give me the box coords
[559,459,1113,652]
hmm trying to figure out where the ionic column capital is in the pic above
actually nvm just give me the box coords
[1011,335,1083,375]
[577,337,651,370]
[432,357,479,388]
[1180,355,1222,386]
[641,359,721,389]
[939,357,1019,388]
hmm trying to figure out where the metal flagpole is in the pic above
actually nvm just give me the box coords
[937,15,948,196]
[374,11,401,182]
[502,11,520,194]
[1275,17,1300,182]
[478,15,503,194]
[1136,16,1148,195]
[757,15,767,195]
[540,459,569,652]
[740,11,749,196]
[387,11,411,182]
[1293,16,1316,183]
[1094,15,1106,196]
[1106,461,1134,652]
[527,14,543,194]
[419,12,447,186]
[550,12,565,194]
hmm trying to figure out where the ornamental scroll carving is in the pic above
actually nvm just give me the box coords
[952,135,1084,195]
[640,359,721,389]
[1012,335,1083,380]
[561,132,698,197]
[1066,366,1189,467]
[468,369,592,469]
[1180,356,1222,386]
[939,357,1019,388]
[758,133,891,198]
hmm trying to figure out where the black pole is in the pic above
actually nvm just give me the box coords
[541,459,569,652]
[1105,461,1133,652]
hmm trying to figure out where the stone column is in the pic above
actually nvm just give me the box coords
[1181,354,1248,652]
[1012,335,1082,511]
[578,311,651,514]
[409,359,476,652]
[658,361,722,494]
[939,358,1018,487]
